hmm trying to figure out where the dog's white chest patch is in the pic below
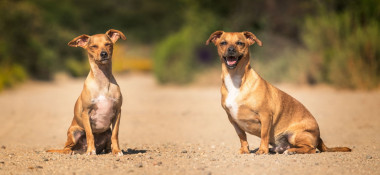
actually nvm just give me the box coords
[90,95,116,133]
[224,74,241,119]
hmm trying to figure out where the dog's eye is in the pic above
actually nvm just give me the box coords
[105,43,111,47]
[236,41,245,46]
[90,45,98,49]
[220,41,227,46]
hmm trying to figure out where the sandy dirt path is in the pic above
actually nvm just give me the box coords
[0,73,379,174]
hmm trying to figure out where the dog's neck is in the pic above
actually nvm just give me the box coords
[222,53,260,88]
[88,56,115,89]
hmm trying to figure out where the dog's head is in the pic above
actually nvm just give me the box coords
[206,31,262,69]
[68,29,126,65]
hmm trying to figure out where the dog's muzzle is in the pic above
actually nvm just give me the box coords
[223,55,243,69]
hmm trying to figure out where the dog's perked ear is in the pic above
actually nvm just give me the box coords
[106,29,126,43]
[243,31,262,46]
[206,31,224,45]
[68,34,90,48]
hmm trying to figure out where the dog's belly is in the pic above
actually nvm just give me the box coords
[90,95,115,133]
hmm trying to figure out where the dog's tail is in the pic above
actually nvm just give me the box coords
[317,137,351,152]
[46,149,72,154]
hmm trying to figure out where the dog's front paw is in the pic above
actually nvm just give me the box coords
[86,150,96,155]
[255,148,269,155]
[239,147,250,154]
[112,149,123,156]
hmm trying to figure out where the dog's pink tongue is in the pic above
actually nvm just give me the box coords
[227,60,237,65]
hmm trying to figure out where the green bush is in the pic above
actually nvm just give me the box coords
[65,57,89,77]
[254,49,316,85]
[302,12,380,89]
[0,64,27,91]
[153,4,217,84]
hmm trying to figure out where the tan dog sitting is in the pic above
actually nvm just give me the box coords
[206,31,351,154]
[47,29,126,155]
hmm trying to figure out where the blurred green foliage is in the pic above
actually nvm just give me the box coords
[0,0,379,90]
[301,2,380,89]
[153,2,217,84]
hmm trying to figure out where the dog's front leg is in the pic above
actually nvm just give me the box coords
[256,112,272,155]
[228,116,250,154]
[82,109,96,155]
[111,109,122,156]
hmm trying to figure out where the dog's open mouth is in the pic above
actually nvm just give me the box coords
[98,58,109,64]
[223,55,243,69]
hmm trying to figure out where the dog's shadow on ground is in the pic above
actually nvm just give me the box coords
[250,148,277,155]
[121,148,147,155]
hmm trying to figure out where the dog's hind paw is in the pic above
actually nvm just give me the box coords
[284,150,296,155]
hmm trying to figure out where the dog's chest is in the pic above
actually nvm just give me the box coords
[224,74,242,120]
[90,95,117,133]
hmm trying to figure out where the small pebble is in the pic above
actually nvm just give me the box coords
[181,150,188,153]
[366,155,372,159]
[153,161,162,166]
[136,163,143,168]
[1,146,5,149]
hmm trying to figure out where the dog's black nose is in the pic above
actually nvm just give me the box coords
[227,47,236,54]
[100,51,108,59]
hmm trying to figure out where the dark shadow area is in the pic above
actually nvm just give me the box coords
[122,148,147,155]
[250,148,278,155]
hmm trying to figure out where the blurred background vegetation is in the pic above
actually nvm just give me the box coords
[0,0,379,90]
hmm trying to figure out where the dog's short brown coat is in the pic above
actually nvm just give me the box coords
[47,29,126,155]
[206,31,351,154]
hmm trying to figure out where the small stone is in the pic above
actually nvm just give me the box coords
[181,150,188,153]
[35,166,43,169]
[43,158,49,161]
[1,145,5,149]
[315,162,319,165]
[116,158,120,161]
[136,163,143,168]
[366,155,372,159]
[153,161,162,166]
[0,161,4,164]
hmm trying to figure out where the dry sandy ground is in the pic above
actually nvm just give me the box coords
[0,73,379,175]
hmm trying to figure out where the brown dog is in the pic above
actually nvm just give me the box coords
[47,29,126,155]
[206,31,351,154]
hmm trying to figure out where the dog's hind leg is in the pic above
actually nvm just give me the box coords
[284,131,318,154]
[47,124,84,154]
